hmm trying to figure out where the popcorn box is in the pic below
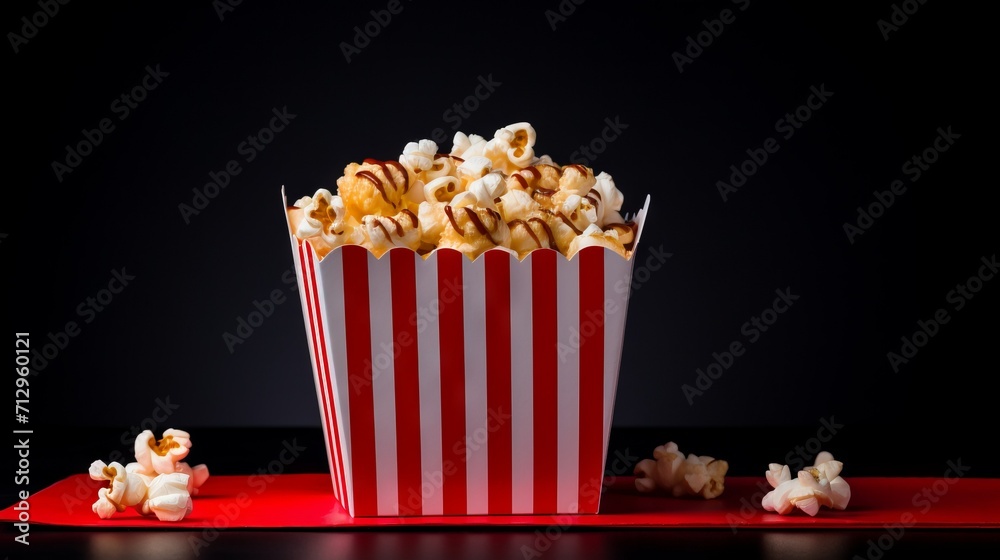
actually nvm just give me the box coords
[284,189,650,517]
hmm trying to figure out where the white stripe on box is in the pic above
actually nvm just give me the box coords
[368,253,399,516]
[556,255,581,513]
[415,256,443,516]
[509,256,535,514]
[602,252,631,469]
[462,259,489,515]
[321,249,354,515]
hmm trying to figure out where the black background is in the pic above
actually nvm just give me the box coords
[5,0,997,504]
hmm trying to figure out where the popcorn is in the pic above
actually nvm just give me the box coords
[567,224,627,260]
[89,428,209,521]
[507,217,557,258]
[88,460,149,519]
[436,193,512,260]
[590,172,626,228]
[289,122,640,261]
[288,189,365,259]
[761,451,851,516]
[141,472,194,522]
[633,442,729,499]
[133,428,191,476]
[337,160,411,221]
[450,131,485,158]
[132,428,209,494]
[361,209,422,258]
[399,139,438,178]
[490,122,537,174]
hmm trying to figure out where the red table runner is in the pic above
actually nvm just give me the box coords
[4,474,998,529]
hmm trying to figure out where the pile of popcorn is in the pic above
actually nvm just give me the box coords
[633,442,729,499]
[762,451,851,516]
[89,429,209,522]
[287,122,637,260]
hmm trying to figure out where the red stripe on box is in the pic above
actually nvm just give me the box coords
[531,250,559,513]
[342,245,378,517]
[578,248,605,512]
[437,250,467,515]
[299,243,338,501]
[390,250,422,516]
[485,251,513,514]
[307,243,349,512]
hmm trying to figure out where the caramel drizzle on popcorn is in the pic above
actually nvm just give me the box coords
[148,434,182,457]
[444,205,501,246]
[507,218,557,250]
[532,187,556,200]
[542,209,583,235]
[529,217,557,247]
[585,188,602,209]
[507,219,541,248]
[363,158,410,195]
[606,223,632,236]
[307,195,340,235]
[371,209,418,241]
[101,465,127,512]
[355,170,395,208]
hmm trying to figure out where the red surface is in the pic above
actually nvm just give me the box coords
[5,474,998,529]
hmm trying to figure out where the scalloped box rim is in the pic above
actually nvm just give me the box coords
[281,187,652,263]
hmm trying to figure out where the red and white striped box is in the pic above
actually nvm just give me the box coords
[284,190,650,517]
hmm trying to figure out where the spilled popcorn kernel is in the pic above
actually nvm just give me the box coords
[89,428,209,521]
[633,442,729,499]
[761,451,851,516]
